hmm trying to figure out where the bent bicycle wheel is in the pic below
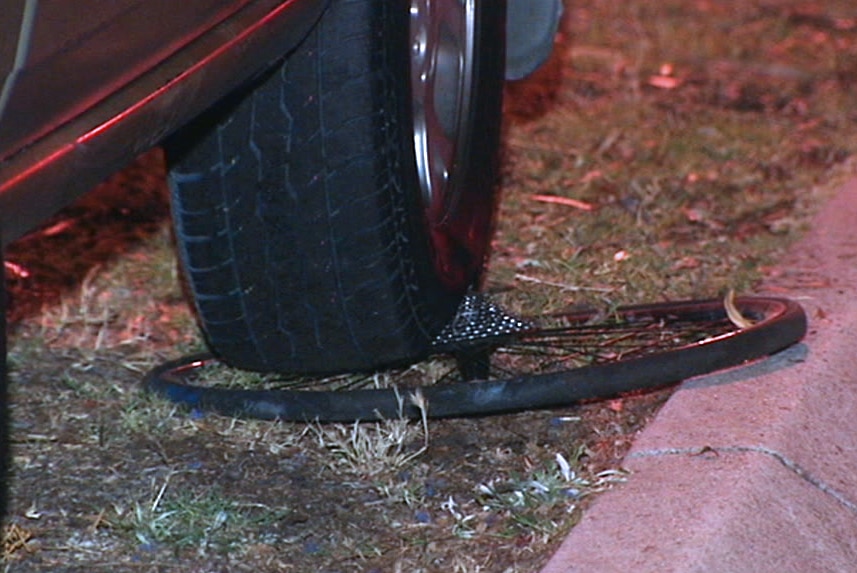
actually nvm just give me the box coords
[144,296,807,422]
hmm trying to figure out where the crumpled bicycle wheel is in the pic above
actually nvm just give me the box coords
[144,295,807,422]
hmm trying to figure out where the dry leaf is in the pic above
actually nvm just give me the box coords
[724,289,755,329]
[648,75,682,89]
[672,256,700,270]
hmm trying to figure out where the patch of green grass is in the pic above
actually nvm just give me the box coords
[119,393,186,437]
[474,446,626,536]
[112,474,289,554]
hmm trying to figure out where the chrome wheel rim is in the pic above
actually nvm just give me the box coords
[409,0,476,212]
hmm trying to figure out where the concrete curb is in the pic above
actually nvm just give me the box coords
[541,178,857,572]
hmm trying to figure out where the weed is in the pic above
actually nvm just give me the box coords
[441,495,480,539]
[311,417,426,479]
[475,447,627,535]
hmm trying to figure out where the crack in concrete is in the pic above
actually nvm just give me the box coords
[628,445,857,514]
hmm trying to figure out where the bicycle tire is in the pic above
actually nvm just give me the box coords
[143,296,807,421]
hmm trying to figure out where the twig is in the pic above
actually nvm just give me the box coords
[530,195,594,211]
[515,274,614,293]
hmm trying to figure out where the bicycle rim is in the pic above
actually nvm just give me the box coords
[144,296,807,421]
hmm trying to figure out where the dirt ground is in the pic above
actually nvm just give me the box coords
[4,1,857,571]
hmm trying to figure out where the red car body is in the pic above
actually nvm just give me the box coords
[0,0,327,244]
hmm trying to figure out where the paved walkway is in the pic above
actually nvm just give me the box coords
[542,177,857,572]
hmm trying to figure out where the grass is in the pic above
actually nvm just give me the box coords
[311,416,428,480]
[113,474,290,554]
[496,0,857,319]
[475,447,626,535]
[5,1,857,570]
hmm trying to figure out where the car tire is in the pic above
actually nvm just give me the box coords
[165,0,506,374]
